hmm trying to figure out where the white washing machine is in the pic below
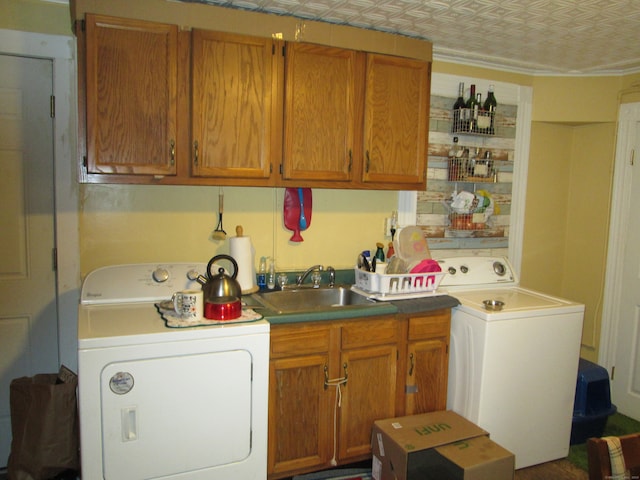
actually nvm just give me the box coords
[440,256,584,469]
[78,263,270,480]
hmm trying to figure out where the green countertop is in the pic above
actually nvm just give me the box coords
[244,290,460,325]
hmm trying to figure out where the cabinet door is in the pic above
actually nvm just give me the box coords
[85,14,178,175]
[269,354,333,478]
[339,345,397,461]
[362,54,429,187]
[405,338,449,414]
[281,43,360,183]
[405,313,450,414]
[191,30,279,181]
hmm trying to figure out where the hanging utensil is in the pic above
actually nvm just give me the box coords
[212,188,227,241]
[298,187,308,230]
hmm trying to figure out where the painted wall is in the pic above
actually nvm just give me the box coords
[4,0,636,360]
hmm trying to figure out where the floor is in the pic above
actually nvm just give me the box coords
[514,459,588,480]
[281,458,589,480]
[0,459,588,480]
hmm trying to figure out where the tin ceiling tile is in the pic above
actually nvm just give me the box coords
[179,0,640,74]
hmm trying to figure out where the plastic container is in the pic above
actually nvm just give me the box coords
[267,258,276,290]
[570,358,617,445]
[257,256,267,290]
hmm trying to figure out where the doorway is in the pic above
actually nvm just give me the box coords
[601,100,640,421]
[0,28,80,469]
[0,53,59,469]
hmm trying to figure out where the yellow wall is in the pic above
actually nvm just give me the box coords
[79,184,396,275]
[5,0,635,360]
[1,0,71,35]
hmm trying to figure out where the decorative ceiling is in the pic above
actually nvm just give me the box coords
[180,0,640,75]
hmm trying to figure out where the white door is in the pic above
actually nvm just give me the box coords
[603,101,640,421]
[0,54,59,466]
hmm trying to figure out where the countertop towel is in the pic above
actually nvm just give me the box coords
[604,436,629,479]
[391,295,460,314]
[155,303,263,328]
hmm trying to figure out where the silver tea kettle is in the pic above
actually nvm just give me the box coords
[198,254,242,302]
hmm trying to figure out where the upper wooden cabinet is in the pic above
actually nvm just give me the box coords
[361,54,430,188]
[78,14,431,189]
[84,14,179,176]
[191,30,280,181]
[281,43,360,185]
[280,44,430,190]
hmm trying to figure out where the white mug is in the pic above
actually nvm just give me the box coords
[172,290,203,320]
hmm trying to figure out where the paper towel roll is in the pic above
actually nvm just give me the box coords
[229,235,258,294]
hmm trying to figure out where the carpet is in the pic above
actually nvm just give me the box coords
[292,468,372,480]
[567,412,640,471]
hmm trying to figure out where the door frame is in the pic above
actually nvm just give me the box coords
[600,98,640,374]
[0,29,80,371]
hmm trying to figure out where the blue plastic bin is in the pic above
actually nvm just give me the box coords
[570,358,617,445]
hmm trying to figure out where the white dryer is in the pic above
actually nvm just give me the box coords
[78,263,270,480]
[440,256,584,469]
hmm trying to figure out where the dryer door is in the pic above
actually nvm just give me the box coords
[100,349,252,479]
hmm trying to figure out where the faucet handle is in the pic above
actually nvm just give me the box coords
[327,266,336,287]
[311,269,322,287]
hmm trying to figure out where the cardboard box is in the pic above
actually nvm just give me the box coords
[371,411,514,480]
[429,435,515,480]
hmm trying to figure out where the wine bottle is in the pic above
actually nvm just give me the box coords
[466,85,479,132]
[483,84,497,134]
[452,82,465,132]
[476,92,491,133]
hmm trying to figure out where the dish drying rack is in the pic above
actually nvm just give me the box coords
[352,268,447,300]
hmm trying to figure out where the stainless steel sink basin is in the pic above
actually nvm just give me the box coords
[253,286,377,314]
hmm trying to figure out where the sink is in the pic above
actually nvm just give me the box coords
[253,286,378,314]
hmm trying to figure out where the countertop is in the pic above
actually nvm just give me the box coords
[245,290,460,325]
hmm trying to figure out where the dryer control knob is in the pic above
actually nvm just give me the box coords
[493,262,507,276]
[152,267,170,283]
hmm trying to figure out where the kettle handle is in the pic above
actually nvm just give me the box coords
[207,254,238,280]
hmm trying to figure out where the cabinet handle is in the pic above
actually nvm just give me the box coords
[408,352,414,376]
[348,149,353,172]
[194,140,199,165]
[324,363,348,389]
[365,150,370,173]
[170,139,175,165]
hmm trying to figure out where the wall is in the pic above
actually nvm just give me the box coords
[79,184,396,275]
[4,0,635,361]
[1,0,71,35]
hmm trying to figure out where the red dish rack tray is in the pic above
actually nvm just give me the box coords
[353,268,447,299]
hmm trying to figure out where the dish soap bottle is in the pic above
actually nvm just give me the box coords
[257,256,267,291]
[267,258,276,290]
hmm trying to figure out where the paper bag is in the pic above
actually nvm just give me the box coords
[7,368,79,480]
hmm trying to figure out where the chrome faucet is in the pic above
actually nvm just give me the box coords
[326,266,336,287]
[296,265,324,286]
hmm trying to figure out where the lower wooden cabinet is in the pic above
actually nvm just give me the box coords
[404,312,451,414]
[267,310,450,479]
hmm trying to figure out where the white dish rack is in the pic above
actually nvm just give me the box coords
[352,268,447,300]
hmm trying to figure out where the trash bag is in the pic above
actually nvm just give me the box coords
[7,367,79,480]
